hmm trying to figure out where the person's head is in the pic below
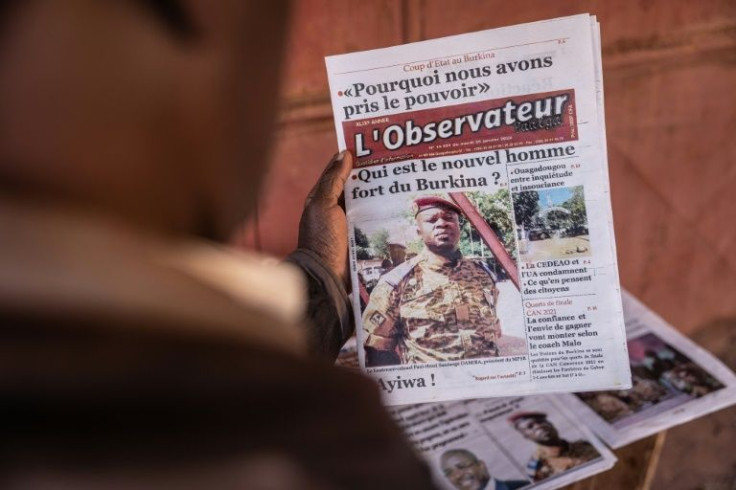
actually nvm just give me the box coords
[0,0,291,241]
[440,449,490,490]
[413,196,462,256]
[509,412,560,446]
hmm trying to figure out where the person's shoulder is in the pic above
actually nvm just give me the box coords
[462,256,488,268]
[461,257,497,279]
[380,256,421,288]
[569,439,600,457]
[570,439,596,448]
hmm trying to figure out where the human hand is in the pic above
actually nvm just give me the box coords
[298,151,353,289]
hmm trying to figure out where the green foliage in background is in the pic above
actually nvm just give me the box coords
[354,227,372,260]
[561,186,588,235]
[368,228,390,259]
[459,189,516,259]
[512,190,540,228]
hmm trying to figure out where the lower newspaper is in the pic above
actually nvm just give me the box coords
[390,396,615,490]
[336,290,736,488]
[562,291,736,448]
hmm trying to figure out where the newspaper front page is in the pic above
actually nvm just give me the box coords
[326,14,630,405]
[561,291,736,448]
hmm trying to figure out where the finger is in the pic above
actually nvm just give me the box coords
[315,150,352,201]
[309,150,353,203]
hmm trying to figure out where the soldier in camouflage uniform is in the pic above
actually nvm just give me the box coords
[508,412,600,482]
[362,196,501,367]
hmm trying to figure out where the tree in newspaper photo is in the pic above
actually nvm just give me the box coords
[512,186,591,263]
[355,190,525,367]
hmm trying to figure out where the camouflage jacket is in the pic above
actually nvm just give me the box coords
[526,440,600,481]
[362,250,500,364]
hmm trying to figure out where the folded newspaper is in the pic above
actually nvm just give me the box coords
[564,291,736,449]
[336,291,736,489]
[326,14,631,404]
[391,395,616,490]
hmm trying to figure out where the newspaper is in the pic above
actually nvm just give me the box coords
[391,396,616,490]
[326,14,630,405]
[337,339,616,490]
[560,291,736,448]
[335,291,736,488]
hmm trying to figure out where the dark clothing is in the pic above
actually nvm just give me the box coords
[2,318,433,489]
[286,248,353,359]
[0,205,435,489]
[494,480,530,490]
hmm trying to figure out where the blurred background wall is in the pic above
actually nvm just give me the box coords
[236,0,736,338]
[231,2,736,487]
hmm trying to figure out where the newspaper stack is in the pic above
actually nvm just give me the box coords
[337,291,736,489]
[562,291,736,449]
[327,14,630,404]
[389,395,616,490]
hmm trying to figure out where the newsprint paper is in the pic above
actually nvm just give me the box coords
[337,339,616,490]
[390,396,616,490]
[326,14,631,404]
[335,291,736,489]
[562,291,736,448]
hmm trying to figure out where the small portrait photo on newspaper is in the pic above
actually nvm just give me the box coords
[512,186,591,263]
[575,332,725,428]
[355,189,525,367]
[436,441,530,490]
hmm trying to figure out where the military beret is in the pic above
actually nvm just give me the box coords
[413,196,462,217]
[508,411,547,424]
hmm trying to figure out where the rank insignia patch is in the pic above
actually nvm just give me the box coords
[369,311,386,326]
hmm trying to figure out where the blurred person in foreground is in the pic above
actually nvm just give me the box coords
[0,1,434,489]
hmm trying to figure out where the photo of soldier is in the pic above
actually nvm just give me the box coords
[508,412,600,482]
[359,194,524,367]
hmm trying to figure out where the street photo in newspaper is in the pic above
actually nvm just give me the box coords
[388,395,616,490]
[560,291,736,448]
[326,14,630,405]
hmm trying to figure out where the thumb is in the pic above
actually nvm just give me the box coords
[307,150,353,203]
